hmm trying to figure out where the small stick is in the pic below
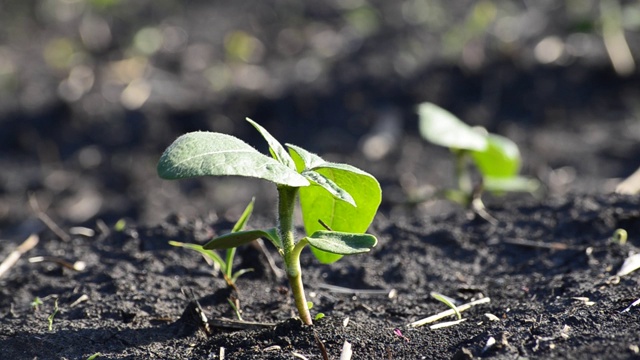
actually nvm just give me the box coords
[28,256,86,271]
[252,239,284,279]
[430,318,467,330]
[621,298,640,313]
[29,194,70,242]
[316,283,390,295]
[0,234,39,279]
[409,297,490,328]
[503,238,571,250]
[208,317,276,330]
[314,330,329,360]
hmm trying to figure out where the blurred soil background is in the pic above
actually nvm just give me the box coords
[2,0,640,280]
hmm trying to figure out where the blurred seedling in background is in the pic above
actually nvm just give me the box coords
[31,297,43,311]
[169,198,255,288]
[158,118,381,325]
[418,102,539,216]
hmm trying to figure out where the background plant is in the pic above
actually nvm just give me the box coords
[169,198,255,288]
[157,118,381,325]
[418,102,539,205]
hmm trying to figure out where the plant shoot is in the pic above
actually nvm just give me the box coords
[157,118,381,324]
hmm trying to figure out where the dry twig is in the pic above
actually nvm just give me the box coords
[0,234,39,279]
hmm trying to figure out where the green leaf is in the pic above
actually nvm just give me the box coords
[483,175,540,193]
[431,292,461,320]
[306,231,377,255]
[230,268,254,283]
[169,240,227,270]
[301,170,356,207]
[157,131,309,187]
[470,134,520,178]
[246,118,297,171]
[288,145,382,264]
[417,102,487,151]
[232,197,254,232]
[203,228,282,250]
[286,143,325,171]
[225,197,255,278]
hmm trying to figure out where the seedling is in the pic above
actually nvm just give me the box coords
[158,118,381,325]
[611,228,628,245]
[418,102,538,205]
[431,292,461,320]
[169,198,256,287]
[48,298,59,331]
[31,296,43,311]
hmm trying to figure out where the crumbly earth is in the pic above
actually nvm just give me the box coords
[1,193,640,359]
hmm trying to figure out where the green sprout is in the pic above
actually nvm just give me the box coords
[611,228,628,245]
[48,298,59,331]
[418,102,539,205]
[169,198,255,287]
[31,297,43,311]
[431,292,461,320]
[157,118,381,325]
[114,218,126,232]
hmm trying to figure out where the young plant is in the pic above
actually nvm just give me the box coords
[157,118,381,325]
[418,102,538,204]
[169,198,255,287]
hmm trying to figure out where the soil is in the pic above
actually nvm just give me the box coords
[2,1,640,359]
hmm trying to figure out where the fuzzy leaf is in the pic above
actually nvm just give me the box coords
[246,118,297,171]
[471,134,521,178]
[288,144,381,264]
[157,131,309,187]
[301,170,356,207]
[418,102,487,151]
[306,231,377,255]
[286,143,325,171]
[203,228,282,250]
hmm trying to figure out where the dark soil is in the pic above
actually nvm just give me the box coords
[2,1,640,359]
[2,194,640,359]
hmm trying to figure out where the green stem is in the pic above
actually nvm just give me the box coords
[277,185,312,325]
[453,149,472,204]
[224,248,236,280]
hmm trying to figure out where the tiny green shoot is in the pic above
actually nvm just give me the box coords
[418,102,539,204]
[169,198,256,287]
[431,292,461,320]
[31,297,43,311]
[227,298,243,321]
[86,353,101,360]
[114,219,126,232]
[48,298,59,331]
[158,118,381,325]
[612,228,628,245]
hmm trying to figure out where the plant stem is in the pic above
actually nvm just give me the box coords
[224,248,235,280]
[453,149,472,203]
[277,185,312,325]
